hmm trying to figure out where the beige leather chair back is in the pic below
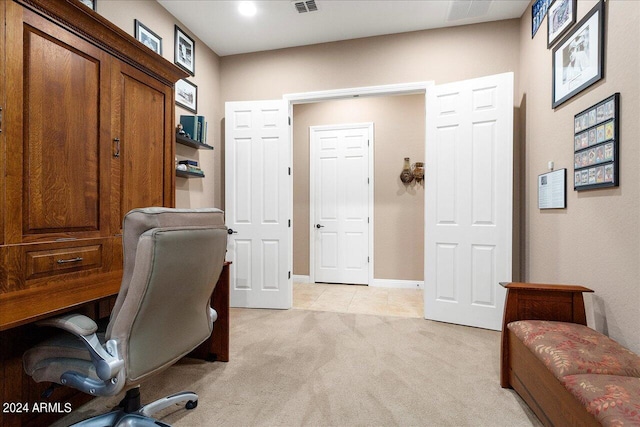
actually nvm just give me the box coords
[107,208,226,384]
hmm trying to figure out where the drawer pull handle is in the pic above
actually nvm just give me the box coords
[57,257,84,264]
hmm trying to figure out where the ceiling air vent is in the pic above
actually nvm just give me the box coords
[447,0,492,22]
[293,0,318,13]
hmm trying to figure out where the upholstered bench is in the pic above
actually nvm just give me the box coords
[500,283,640,426]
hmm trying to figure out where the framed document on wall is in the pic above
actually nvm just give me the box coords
[539,169,567,209]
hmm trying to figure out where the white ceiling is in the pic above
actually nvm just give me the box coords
[158,0,530,57]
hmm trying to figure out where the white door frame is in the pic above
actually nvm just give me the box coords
[283,82,434,293]
[309,122,375,285]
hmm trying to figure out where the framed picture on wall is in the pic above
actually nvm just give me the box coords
[174,25,195,76]
[532,0,551,38]
[547,0,577,48]
[135,20,162,55]
[552,0,604,108]
[573,93,619,191]
[176,79,197,114]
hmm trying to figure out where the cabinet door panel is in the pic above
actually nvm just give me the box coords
[24,29,100,233]
[112,62,174,231]
[5,6,111,243]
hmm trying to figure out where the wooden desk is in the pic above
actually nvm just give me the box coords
[189,262,230,362]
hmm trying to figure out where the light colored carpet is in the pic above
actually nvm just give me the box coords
[54,308,541,426]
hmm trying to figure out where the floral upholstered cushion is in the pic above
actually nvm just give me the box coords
[507,320,640,379]
[563,374,640,426]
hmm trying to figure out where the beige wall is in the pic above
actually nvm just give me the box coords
[518,0,640,352]
[220,19,521,101]
[293,95,425,280]
[99,0,223,209]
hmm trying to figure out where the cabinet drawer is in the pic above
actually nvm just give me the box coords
[26,245,103,279]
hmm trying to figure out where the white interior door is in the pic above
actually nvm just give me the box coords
[225,100,291,309]
[424,72,513,331]
[310,123,372,285]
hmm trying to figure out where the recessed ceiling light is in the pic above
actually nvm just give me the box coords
[238,1,257,17]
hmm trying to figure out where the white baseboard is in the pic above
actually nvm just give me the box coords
[292,275,311,283]
[370,279,424,289]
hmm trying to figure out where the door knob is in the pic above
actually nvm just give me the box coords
[315,224,324,229]
[227,228,238,235]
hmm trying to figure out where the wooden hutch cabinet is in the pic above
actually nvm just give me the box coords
[0,1,187,425]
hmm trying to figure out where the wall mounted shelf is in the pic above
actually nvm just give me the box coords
[176,169,205,178]
[176,133,213,150]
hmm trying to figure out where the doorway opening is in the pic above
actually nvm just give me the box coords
[286,82,432,317]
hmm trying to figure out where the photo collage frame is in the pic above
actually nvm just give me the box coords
[573,93,619,190]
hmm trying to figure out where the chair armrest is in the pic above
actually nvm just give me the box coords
[36,313,124,383]
[37,313,98,336]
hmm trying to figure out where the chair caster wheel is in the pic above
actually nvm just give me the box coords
[186,400,198,410]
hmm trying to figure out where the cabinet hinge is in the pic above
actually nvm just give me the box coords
[288,116,291,126]
[288,167,291,176]
[367,217,369,223]
[288,271,291,279]
[367,177,370,184]
[367,139,370,146]
[367,256,370,263]
[288,219,291,227]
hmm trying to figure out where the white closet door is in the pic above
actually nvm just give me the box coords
[424,72,513,331]
[225,100,291,309]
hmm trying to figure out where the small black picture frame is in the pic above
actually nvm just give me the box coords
[547,0,577,48]
[175,79,197,114]
[174,25,195,76]
[135,20,162,55]
[552,0,605,108]
[573,93,619,191]
[532,0,551,38]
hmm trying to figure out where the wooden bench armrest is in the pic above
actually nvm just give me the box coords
[499,282,593,387]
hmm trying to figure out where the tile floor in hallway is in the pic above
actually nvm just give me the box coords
[293,282,423,318]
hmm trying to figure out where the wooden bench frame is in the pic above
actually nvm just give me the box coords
[500,282,600,427]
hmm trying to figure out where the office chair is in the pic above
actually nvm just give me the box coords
[23,208,228,426]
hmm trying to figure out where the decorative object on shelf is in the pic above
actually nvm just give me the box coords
[547,0,576,48]
[573,93,619,191]
[135,19,162,55]
[176,123,186,136]
[176,159,205,178]
[531,0,551,38]
[400,157,414,184]
[176,79,197,113]
[174,25,195,76]
[552,0,604,108]
[412,162,424,183]
[179,115,207,143]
